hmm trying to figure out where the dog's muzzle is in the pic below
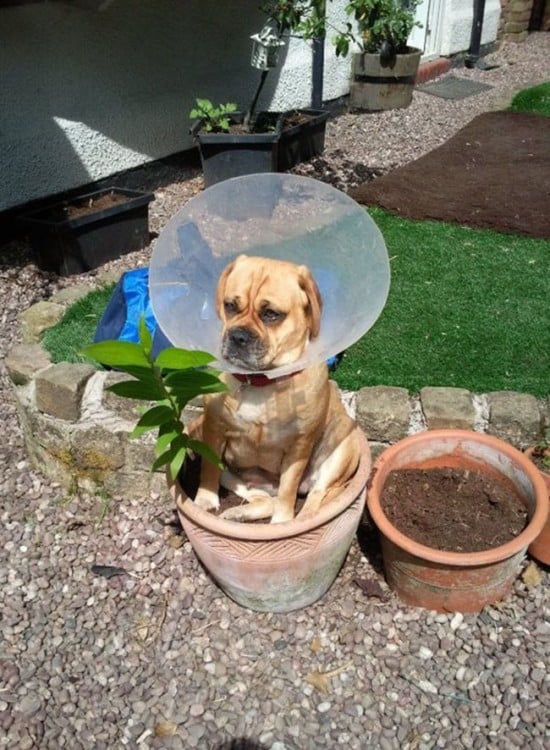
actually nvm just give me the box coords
[222,326,267,369]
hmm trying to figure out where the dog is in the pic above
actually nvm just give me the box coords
[194,254,361,523]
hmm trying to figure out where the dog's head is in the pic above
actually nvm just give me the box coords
[216,255,322,371]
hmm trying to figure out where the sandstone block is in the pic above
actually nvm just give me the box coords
[5,344,52,385]
[19,301,65,343]
[102,371,146,422]
[49,285,93,307]
[420,387,475,430]
[355,386,410,443]
[35,363,95,422]
[486,391,541,447]
[70,425,126,478]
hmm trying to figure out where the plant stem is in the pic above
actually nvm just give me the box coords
[244,70,270,129]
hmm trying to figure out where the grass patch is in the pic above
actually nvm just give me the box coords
[42,283,115,363]
[43,212,549,398]
[333,209,550,397]
[509,80,550,116]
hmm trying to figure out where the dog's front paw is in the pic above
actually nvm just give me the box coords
[194,489,220,512]
[270,506,294,524]
[221,496,275,522]
[220,504,249,522]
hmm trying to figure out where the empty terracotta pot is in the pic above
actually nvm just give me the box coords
[524,445,550,566]
[171,427,371,612]
[367,430,548,613]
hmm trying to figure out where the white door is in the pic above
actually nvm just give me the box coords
[408,0,443,60]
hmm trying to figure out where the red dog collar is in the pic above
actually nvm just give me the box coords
[232,370,303,387]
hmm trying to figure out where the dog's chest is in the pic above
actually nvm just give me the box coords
[225,384,303,443]
[232,387,274,427]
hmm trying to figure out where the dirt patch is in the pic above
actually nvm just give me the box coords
[380,467,528,552]
[349,111,550,239]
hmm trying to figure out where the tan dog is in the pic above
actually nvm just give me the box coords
[194,254,361,523]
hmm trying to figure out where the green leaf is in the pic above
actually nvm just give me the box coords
[130,405,175,438]
[187,438,224,469]
[164,368,223,390]
[107,379,166,401]
[152,435,188,480]
[139,315,153,357]
[155,427,180,456]
[84,341,150,369]
[169,444,187,481]
[155,348,216,371]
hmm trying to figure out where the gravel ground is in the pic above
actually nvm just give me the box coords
[1,34,549,750]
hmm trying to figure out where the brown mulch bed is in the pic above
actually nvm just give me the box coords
[349,111,550,239]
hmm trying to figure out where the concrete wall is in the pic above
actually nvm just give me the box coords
[0,0,351,212]
[439,0,502,56]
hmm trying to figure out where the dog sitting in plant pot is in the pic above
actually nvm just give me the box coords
[193,254,361,524]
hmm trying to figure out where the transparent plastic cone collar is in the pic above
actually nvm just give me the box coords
[149,173,390,377]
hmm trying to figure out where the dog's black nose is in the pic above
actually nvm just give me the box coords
[228,327,253,348]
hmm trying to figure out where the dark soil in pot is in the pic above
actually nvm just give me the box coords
[52,191,133,221]
[380,467,528,553]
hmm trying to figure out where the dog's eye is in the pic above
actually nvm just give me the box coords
[260,307,285,324]
[224,300,239,316]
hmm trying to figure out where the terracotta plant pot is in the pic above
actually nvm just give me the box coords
[524,445,550,565]
[170,427,371,613]
[367,430,548,613]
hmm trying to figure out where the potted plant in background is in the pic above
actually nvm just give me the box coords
[21,187,154,276]
[334,0,422,111]
[366,429,548,613]
[190,2,330,186]
[524,430,550,565]
[84,324,372,613]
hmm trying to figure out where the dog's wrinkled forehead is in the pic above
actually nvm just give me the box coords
[224,257,302,306]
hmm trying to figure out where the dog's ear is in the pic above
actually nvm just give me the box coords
[298,265,322,339]
[216,256,247,319]
[215,260,235,320]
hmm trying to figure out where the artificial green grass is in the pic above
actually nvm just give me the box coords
[42,283,115,364]
[332,209,550,397]
[509,80,550,116]
[42,214,550,398]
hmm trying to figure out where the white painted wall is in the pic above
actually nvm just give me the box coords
[0,0,351,212]
[438,0,501,56]
[0,0,501,212]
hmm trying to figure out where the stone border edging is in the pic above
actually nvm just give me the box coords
[6,280,549,501]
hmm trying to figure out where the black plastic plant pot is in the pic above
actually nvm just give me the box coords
[21,187,154,276]
[190,112,283,187]
[277,108,330,171]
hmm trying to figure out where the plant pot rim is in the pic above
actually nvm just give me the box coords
[170,426,370,542]
[367,429,549,567]
[355,46,422,58]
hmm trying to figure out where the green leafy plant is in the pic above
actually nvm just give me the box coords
[83,318,227,482]
[264,0,327,39]
[189,98,238,133]
[334,0,421,57]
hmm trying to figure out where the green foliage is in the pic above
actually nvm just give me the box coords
[264,0,327,39]
[42,284,115,364]
[334,0,421,57]
[189,98,238,133]
[509,81,550,117]
[333,208,550,398]
[83,319,228,482]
